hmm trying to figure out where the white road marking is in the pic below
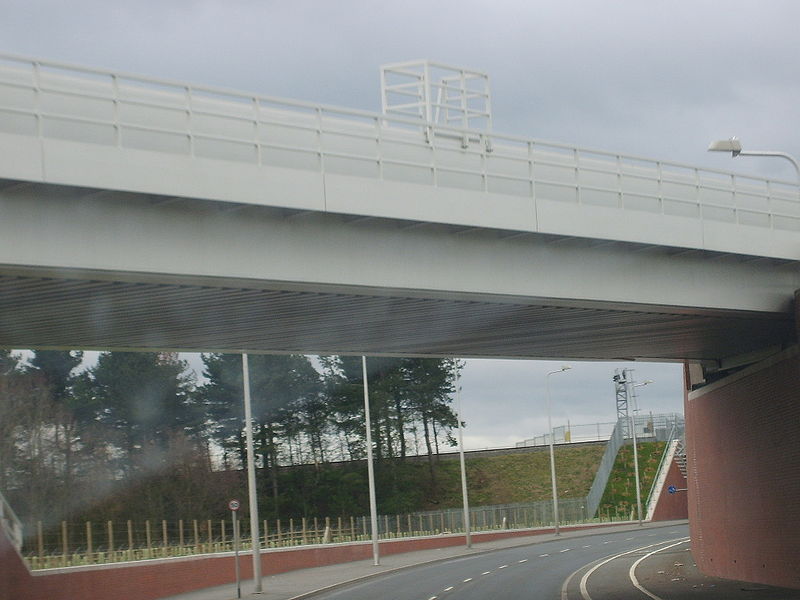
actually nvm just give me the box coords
[628,539,690,600]
[560,548,571,553]
[602,541,610,544]
[498,564,508,569]
[540,553,550,557]
[428,597,438,600]
[582,545,591,548]
[463,578,472,583]
[518,559,528,563]
[444,586,454,591]
[578,537,689,600]
[626,537,634,540]
[481,571,491,575]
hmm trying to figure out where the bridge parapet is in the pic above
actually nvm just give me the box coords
[1,53,798,259]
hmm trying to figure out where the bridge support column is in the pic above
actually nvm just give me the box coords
[685,344,800,589]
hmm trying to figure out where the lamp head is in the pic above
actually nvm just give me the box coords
[708,137,742,156]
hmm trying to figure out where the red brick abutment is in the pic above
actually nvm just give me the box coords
[685,344,800,590]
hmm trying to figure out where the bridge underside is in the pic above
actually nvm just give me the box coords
[1,180,797,363]
[0,266,793,362]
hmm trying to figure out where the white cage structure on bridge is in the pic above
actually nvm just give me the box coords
[380,60,492,131]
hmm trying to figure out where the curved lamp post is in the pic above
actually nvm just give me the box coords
[546,365,571,535]
[708,138,800,181]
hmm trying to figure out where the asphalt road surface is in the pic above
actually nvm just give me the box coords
[306,524,691,600]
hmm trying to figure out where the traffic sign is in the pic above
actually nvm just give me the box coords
[668,485,677,494]
[228,499,241,511]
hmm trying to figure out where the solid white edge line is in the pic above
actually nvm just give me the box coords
[578,537,689,600]
[628,539,690,600]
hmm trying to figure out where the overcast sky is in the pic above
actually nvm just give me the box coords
[4,1,796,448]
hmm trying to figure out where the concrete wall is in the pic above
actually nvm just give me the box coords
[686,346,800,589]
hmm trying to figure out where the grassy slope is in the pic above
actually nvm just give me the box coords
[415,443,607,510]
[597,440,666,518]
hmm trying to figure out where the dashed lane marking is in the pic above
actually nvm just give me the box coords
[540,553,550,557]
[560,548,571,553]
[498,564,508,569]
[518,559,528,563]
[582,545,591,548]
[444,586,454,592]
[463,578,472,583]
[481,571,491,575]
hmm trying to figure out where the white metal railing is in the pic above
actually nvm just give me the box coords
[0,486,23,552]
[645,437,681,520]
[1,52,799,235]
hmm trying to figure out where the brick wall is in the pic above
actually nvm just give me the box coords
[686,346,800,589]
[650,458,688,521]
[0,522,34,600]
[2,522,615,600]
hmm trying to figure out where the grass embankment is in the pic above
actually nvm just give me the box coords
[597,441,666,519]
[426,444,607,509]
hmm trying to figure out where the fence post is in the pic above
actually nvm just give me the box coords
[162,520,168,554]
[263,519,268,548]
[350,516,355,541]
[193,520,199,554]
[179,519,184,549]
[37,521,43,562]
[407,514,412,536]
[86,521,93,564]
[127,520,134,560]
[145,520,152,558]
[313,517,318,543]
[301,517,307,544]
[61,521,68,566]
[276,518,282,545]
[107,521,114,559]
[289,518,294,544]
[221,519,226,548]
[208,519,213,552]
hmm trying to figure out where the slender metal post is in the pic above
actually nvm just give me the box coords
[242,354,263,592]
[362,356,380,565]
[232,509,241,599]
[546,366,570,535]
[454,360,471,547]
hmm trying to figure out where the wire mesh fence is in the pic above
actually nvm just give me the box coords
[22,496,633,570]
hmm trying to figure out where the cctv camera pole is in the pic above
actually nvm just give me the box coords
[623,369,643,525]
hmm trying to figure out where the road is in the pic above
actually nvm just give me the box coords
[305,524,690,600]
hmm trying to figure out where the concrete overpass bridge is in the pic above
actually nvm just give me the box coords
[0,54,798,590]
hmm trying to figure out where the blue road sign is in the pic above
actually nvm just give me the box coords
[668,485,677,494]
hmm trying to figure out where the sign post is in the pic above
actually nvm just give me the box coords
[229,499,241,599]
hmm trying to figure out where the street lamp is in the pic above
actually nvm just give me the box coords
[546,365,571,535]
[708,137,800,181]
[628,377,653,526]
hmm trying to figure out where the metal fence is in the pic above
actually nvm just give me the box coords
[585,419,626,519]
[517,421,617,447]
[22,497,614,570]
